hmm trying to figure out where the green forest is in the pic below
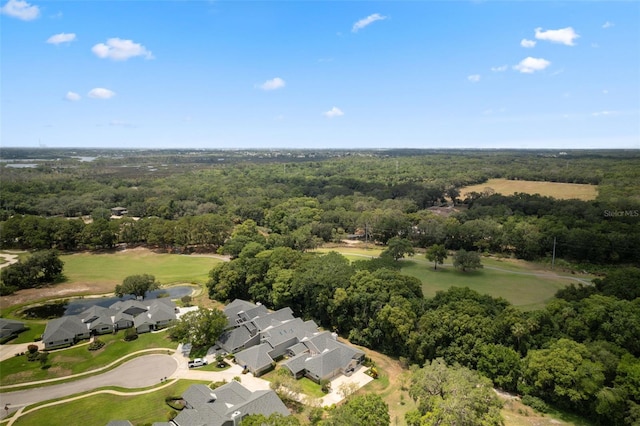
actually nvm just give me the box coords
[1,148,640,425]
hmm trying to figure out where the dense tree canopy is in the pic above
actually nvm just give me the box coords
[114,274,159,299]
[407,359,503,426]
[168,307,227,348]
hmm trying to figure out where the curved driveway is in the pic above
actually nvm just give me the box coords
[0,354,177,408]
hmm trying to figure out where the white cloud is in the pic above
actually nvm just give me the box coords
[65,91,81,101]
[352,13,386,32]
[602,21,614,29]
[520,39,536,48]
[88,88,116,99]
[513,57,551,73]
[258,77,286,91]
[47,33,76,45]
[534,27,580,46]
[491,65,508,72]
[592,110,618,117]
[467,74,481,83]
[323,107,344,118]
[1,0,39,20]
[91,38,153,61]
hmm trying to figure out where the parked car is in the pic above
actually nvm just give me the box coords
[188,358,208,368]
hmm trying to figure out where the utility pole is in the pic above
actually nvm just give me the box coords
[551,237,556,270]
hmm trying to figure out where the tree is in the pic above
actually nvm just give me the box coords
[452,249,482,272]
[115,274,159,299]
[408,359,503,426]
[241,413,300,426]
[382,237,415,261]
[168,307,227,349]
[425,244,447,270]
[519,338,605,410]
[477,343,521,392]
[324,394,390,426]
[269,368,302,404]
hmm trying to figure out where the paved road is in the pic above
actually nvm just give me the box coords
[0,354,177,408]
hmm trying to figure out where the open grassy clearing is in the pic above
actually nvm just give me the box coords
[62,249,222,287]
[401,258,577,310]
[460,178,598,201]
[501,398,596,426]
[317,247,585,309]
[12,379,209,426]
[0,249,222,310]
[0,330,174,387]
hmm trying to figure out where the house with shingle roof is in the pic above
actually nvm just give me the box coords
[217,300,364,382]
[80,305,116,335]
[281,331,365,383]
[42,298,177,349]
[171,381,289,426]
[0,318,26,342]
[42,316,91,349]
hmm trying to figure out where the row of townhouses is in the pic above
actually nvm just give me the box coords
[41,298,177,350]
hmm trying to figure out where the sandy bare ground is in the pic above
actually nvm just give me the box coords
[0,253,19,270]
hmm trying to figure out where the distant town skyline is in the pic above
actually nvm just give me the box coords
[1,1,639,149]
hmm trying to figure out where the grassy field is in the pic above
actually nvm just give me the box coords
[316,247,585,310]
[13,379,209,426]
[402,257,583,310]
[62,249,222,286]
[460,178,598,201]
[0,330,175,386]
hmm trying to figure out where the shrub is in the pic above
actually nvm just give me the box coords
[27,344,38,354]
[521,395,549,413]
[26,351,39,362]
[181,295,192,307]
[88,339,105,351]
[124,328,138,341]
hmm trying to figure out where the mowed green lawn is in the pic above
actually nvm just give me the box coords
[1,330,175,386]
[61,251,222,286]
[317,247,583,309]
[402,257,581,310]
[14,379,209,426]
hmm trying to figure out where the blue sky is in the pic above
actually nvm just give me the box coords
[1,0,639,149]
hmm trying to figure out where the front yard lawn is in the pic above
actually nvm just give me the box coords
[0,330,175,386]
[14,379,209,426]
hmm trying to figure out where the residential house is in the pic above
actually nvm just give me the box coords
[41,316,91,349]
[0,319,26,342]
[217,300,365,382]
[42,298,177,350]
[282,331,365,382]
[171,381,289,426]
[80,306,115,335]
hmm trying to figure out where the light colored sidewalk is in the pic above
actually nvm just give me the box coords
[0,343,44,363]
[320,366,373,406]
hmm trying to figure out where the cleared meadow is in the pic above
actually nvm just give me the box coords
[460,178,598,201]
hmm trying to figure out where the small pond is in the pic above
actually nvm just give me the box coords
[64,286,195,316]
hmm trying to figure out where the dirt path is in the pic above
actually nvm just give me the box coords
[0,253,19,270]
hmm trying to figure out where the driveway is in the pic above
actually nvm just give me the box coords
[0,354,177,410]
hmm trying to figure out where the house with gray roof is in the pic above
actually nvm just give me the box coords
[171,381,289,426]
[282,331,365,383]
[0,318,26,342]
[217,300,364,382]
[42,298,177,350]
[42,316,91,349]
[81,305,116,335]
